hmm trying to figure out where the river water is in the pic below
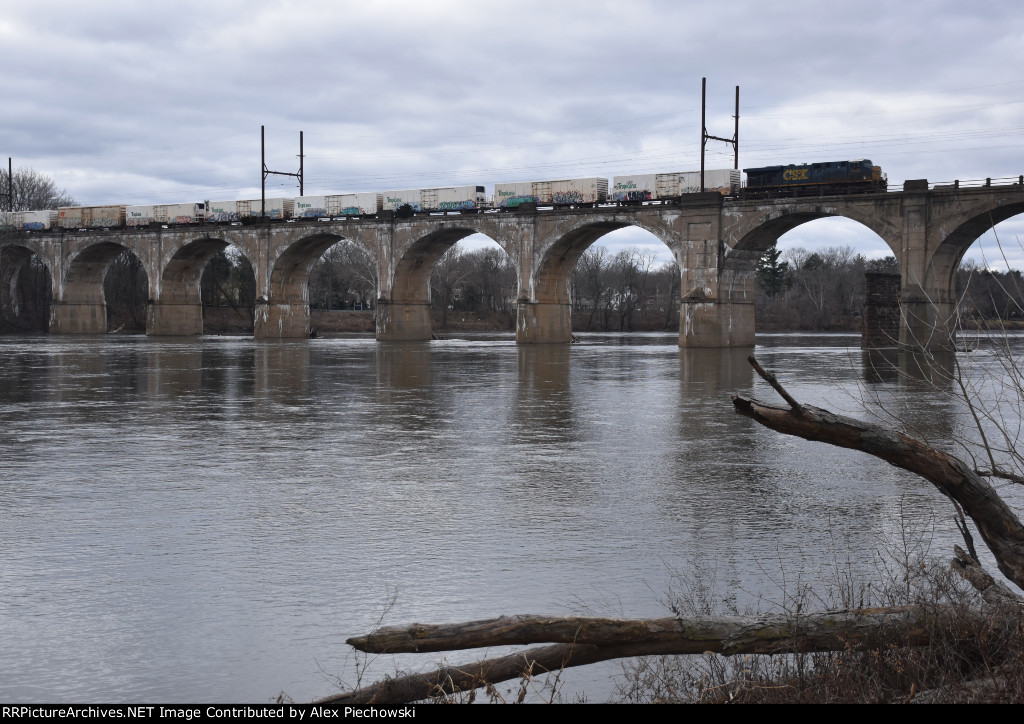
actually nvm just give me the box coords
[0,332,1015,703]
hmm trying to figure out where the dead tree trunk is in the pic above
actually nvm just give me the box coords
[323,608,938,705]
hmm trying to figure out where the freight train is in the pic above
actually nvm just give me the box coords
[0,160,885,231]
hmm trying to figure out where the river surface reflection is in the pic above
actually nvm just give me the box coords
[0,332,1010,702]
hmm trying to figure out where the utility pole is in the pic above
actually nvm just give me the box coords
[261,127,304,218]
[700,78,739,191]
[3,158,12,212]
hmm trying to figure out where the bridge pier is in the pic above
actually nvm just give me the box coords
[255,301,311,339]
[900,297,957,350]
[515,301,572,344]
[50,300,107,334]
[147,301,203,336]
[375,300,432,341]
[680,300,755,347]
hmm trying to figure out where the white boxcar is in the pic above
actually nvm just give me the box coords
[294,193,381,217]
[381,186,486,212]
[127,202,207,226]
[58,205,126,229]
[493,178,608,207]
[207,198,294,222]
[609,169,740,201]
[0,210,57,231]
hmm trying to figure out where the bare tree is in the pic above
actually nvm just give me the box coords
[0,166,76,211]
[430,243,470,328]
[465,247,516,315]
[103,250,147,332]
[570,246,610,329]
[309,241,378,310]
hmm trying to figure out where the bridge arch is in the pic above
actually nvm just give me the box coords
[521,214,681,343]
[724,208,900,296]
[895,197,1024,347]
[53,240,150,334]
[260,230,379,338]
[379,221,518,341]
[531,216,677,303]
[150,236,258,336]
[926,199,1024,299]
[0,242,53,332]
[715,209,900,340]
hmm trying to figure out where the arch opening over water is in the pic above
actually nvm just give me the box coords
[949,215,1024,329]
[259,231,378,339]
[0,244,52,333]
[50,241,151,334]
[566,226,681,335]
[428,234,516,334]
[380,226,516,341]
[307,238,379,336]
[769,217,900,335]
[199,244,257,335]
[724,214,900,342]
[150,237,257,337]
[521,217,682,344]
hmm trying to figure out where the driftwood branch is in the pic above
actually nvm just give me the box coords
[951,546,1022,606]
[734,360,1024,594]
[323,608,936,705]
[747,354,804,414]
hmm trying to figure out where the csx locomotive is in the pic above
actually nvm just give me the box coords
[743,159,887,196]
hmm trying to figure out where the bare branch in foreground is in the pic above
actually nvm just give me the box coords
[324,609,937,705]
[734,361,1024,593]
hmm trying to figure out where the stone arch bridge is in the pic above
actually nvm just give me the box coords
[2,179,1022,348]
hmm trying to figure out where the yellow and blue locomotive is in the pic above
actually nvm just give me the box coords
[743,159,886,196]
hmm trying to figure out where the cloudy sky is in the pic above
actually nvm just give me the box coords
[4,0,1024,266]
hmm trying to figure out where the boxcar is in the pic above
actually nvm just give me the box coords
[294,193,382,217]
[127,202,208,226]
[0,210,57,231]
[381,186,486,213]
[610,169,740,202]
[207,198,294,222]
[58,205,127,229]
[493,177,608,208]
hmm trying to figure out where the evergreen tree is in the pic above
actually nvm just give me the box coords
[756,242,790,297]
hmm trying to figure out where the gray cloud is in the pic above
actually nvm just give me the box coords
[3,0,1024,265]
